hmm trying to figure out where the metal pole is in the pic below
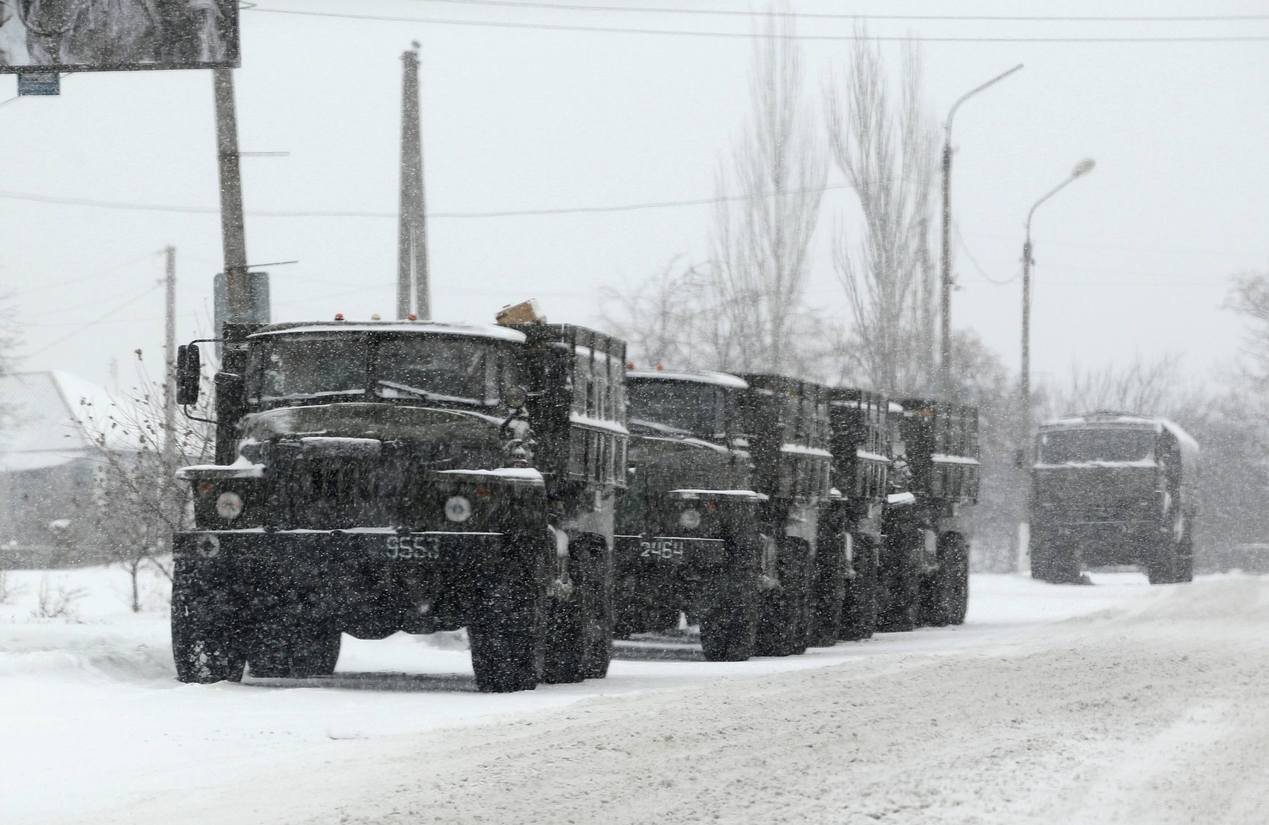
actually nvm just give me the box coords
[163,245,177,467]
[938,63,1024,397]
[1020,234,1033,445]
[939,141,952,395]
[397,43,430,319]
[213,68,251,325]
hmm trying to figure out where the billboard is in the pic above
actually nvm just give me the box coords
[0,1,239,73]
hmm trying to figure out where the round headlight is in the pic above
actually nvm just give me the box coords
[445,495,473,523]
[678,508,701,530]
[215,491,243,521]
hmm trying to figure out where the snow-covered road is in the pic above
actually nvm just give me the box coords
[2,568,1266,824]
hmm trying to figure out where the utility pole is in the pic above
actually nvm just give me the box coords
[397,42,431,320]
[938,64,1023,397]
[213,68,253,327]
[163,245,177,467]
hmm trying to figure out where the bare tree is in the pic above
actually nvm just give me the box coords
[826,33,938,394]
[1051,353,1201,420]
[706,6,827,376]
[77,350,215,612]
[600,257,707,369]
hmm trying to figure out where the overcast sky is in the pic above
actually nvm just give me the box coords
[3,0,1267,397]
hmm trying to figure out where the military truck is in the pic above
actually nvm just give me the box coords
[877,399,978,631]
[613,369,765,661]
[810,388,891,644]
[169,316,628,692]
[736,374,834,656]
[1030,412,1199,585]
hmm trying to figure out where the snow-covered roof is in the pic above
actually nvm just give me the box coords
[1041,412,1200,460]
[250,321,527,344]
[626,369,748,390]
[0,371,142,472]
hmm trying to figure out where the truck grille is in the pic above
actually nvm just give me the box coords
[273,457,404,529]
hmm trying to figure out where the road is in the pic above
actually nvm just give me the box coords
[3,570,1266,824]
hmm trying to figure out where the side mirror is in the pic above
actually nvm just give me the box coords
[176,344,202,406]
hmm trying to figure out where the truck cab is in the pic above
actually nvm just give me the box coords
[170,318,627,692]
[614,369,764,661]
[1030,411,1198,584]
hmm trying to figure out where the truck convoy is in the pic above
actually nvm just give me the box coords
[1030,412,1199,585]
[170,314,628,692]
[169,311,982,689]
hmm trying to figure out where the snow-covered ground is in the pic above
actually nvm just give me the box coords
[1,564,1264,824]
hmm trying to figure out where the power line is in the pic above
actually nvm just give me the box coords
[245,6,1269,42]
[400,0,1269,24]
[955,222,1018,286]
[24,284,162,357]
[0,183,852,220]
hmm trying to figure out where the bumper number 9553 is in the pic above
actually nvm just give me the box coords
[384,535,442,561]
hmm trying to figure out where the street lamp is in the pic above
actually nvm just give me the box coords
[1020,157,1096,442]
[939,63,1024,397]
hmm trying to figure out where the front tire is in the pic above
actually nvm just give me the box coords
[808,526,847,647]
[171,557,246,684]
[876,532,920,633]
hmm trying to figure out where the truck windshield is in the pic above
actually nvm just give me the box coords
[373,335,496,404]
[1038,428,1156,464]
[247,333,368,404]
[246,332,508,407]
[627,379,724,438]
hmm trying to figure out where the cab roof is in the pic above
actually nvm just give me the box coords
[1041,411,1199,456]
[248,320,527,344]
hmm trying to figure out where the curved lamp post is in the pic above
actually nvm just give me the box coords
[939,63,1024,396]
[1020,157,1096,437]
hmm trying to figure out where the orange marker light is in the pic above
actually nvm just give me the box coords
[334,312,345,321]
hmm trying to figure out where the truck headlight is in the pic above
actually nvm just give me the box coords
[215,491,244,521]
[445,496,473,523]
[678,508,701,530]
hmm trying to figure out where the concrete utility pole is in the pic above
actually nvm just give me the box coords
[163,245,177,467]
[212,68,252,326]
[938,64,1023,397]
[397,42,431,320]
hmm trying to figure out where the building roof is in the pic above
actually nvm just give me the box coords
[0,371,140,473]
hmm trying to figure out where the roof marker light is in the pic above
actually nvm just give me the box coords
[334,312,345,321]
[626,361,635,369]
[407,313,418,321]
[370,313,381,321]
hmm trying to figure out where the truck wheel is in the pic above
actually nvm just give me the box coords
[1175,532,1195,583]
[543,535,609,684]
[580,539,615,680]
[754,538,812,656]
[171,558,246,684]
[945,535,970,625]
[469,531,548,693]
[808,528,847,647]
[1145,542,1179,585]
[1029,539,1053,582]
[700,537,759,662]
[876,536,919,633]
[840,534,878,641]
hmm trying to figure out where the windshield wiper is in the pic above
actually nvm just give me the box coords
[375,379,446,402]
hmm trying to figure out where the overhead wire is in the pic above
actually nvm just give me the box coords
[397,0,1269,24]
[0,183,854,220]
[955,222,1018,286]
[244,6,1269,43]
[24,283,162,356]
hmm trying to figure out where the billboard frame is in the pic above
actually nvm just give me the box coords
[0,1,240,75]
